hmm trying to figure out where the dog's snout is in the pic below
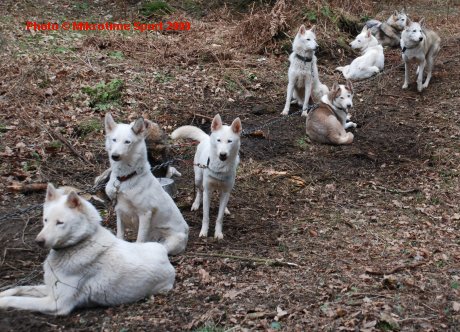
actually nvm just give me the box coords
[219,153,228,161]
[419,37,423,41]
[111,154,121,161]
[35,238,46,248]
[347,103,352,109]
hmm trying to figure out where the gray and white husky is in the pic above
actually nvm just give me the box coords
[366,10,408,48]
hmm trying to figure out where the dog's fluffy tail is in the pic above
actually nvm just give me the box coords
[365,19,381,29]
[171,126,209,143]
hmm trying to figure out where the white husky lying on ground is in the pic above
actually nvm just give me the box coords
[0,184,175,315]
[281,25,329,116]
[105,113,189,255]
[336,26,384,80]
[171,114,242,239]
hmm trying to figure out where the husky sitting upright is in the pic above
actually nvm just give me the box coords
[281,25,329,116]
[366,10,408,48]
[171,114,242,239]
[105,113,189,255]
[0,184,175,315]
[336,26,384,80]
[305,81,356,145]
[401,18,441,92]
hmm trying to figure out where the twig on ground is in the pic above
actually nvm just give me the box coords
[188,252,299,267]
[48,128,92,164]
[365,261,426,275]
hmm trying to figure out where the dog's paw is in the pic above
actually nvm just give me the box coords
[199,230,208,238]
[214,231,224,240]
[417,84,423,93]
[402,83,408,89]
[281,110,289,116]
[345,122,357,129]
[224,207,230,215]
[422,82,429,89]
[301,110,308,117]
[191,202,200,211]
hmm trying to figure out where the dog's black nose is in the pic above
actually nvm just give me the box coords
[419,37,423,41]
[35,238,45,248]
[111,154,121,161]
[219,153,227,161]
[347,104,352,109]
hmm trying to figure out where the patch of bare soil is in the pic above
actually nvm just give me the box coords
[0,0,459,331]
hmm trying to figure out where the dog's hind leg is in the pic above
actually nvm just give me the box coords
[191,168,203,211]
[0,294,74,315]
[0,285,48,298]
[281,81,295,115]
[214,191,231,240]
[302,77,313,113]
[422,56,434,89]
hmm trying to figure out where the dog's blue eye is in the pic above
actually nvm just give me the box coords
[124,140,131,144]
[112,138,117,142]
[56,220,64,225]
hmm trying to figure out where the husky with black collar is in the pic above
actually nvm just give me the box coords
[305,81,356,145]
[281,24,329,116]
[171,114,242,239]
[104,113,189,255]
[400,18,440,92]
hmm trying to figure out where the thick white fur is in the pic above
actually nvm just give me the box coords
[0,184,175,315]
[104,113,189,255]
[336,26,384,80]
[401,18,441,92]
[281,25,329,116]
[171,114,241,239]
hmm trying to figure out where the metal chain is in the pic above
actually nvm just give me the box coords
[0,203,43,222]
[241,104,318,137]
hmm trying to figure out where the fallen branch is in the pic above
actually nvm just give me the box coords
[372,185,421,195]
[48,128,92,164]
[188,252,299,267]
[7,182,48,193]
[365,261,426,275]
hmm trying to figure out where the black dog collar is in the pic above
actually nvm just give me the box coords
[295,53,312,63]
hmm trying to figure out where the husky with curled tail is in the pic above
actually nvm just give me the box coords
[171,114,242,239]
[0,184,175,315]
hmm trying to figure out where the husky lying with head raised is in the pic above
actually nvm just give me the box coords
[366,10,408,48]
[105,113,189,255]
[401,18,441,92]
[305,81,356,145]
[281,25,329,116]
[0,184,175,315]
[171,114,242,239]
[336,26,384,80]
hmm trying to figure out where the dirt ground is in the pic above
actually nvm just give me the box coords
[0,0,459,331]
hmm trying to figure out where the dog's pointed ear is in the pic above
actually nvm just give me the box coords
[405,17,412,26]
[393,10,399,17]
[230,117,242,135]
[211,114,223,132]
[299,24,306,35]
[400,9,405,15]
[131,117,146,136]
[346,80,354,94]
[309,25,316,34]
[419,17,425,27]
[330,82,341,100]
[66,191,82,209]
[362,25,368,32]
[105,113,116,134]
[46,183,60,202]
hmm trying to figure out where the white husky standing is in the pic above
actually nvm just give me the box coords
[401,18,441,92]
[281,25,329,116]
[105,113,189,255]
[0,184,175,315]
[336,26,384,80]
[171,114,242,239]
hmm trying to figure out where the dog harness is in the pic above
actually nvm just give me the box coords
[295,53,312,63]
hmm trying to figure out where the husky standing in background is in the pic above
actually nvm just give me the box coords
[366,10,408,48]
[281,25,329,116]
[105,113,189,255]
[305,81,356,145]
[336,26,384,80]
[401,18,441,92]
[171,114,242,239]
[0,184,175,315]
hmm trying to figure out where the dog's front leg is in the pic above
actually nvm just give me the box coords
[199,189,211,237]
[301,76,313,116]
[214,191,231,240]
[281,81,295,115]
[417,60,426,92]
[0,294,73,315]
[402,60,410,89]
[116,212,125,239]
[137,210,153,242]
[0,285,48,298]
